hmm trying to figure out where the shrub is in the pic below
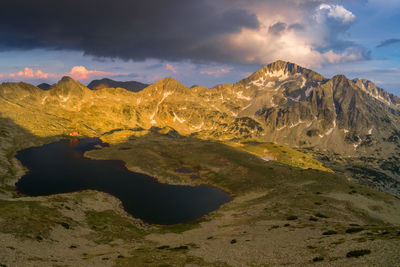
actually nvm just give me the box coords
[322,230,337,235]
[172,245,189,250]
[345,228,364,234]
[314,213,328,218]
[313,256,324,262]
[346,249,371,258]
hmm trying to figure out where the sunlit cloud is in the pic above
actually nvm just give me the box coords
[220,2,367,68]
[0,0,371,68]
[200,67,231,76]
[165,64,177,73]
[5,66,122,82]
[322,48,367,64]
[68,66,117,80]
[8,67,57,79]
[317,4,356,24]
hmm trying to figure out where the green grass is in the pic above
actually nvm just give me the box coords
[114,247,230,267]
[87,132,343,196]
[322,230,338,235]
[84,131,400,228]
[85,210,147,244]
[346,249,371,258]
[224,140,331,172]
[0,199,73,240]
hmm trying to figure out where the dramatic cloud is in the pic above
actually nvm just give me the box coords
[222,1,369,67]
[377,38,400,48]
[0,74,3,78]
[0,0,368,67]
[0,0,258,63]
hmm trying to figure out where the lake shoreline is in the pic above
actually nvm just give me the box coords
[15,138,233,225]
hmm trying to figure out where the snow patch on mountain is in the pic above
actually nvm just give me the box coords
[236,91,252,100]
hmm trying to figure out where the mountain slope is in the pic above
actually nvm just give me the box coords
[251,73,400,152]
[1,62,399,151]
[87,78,149,92]
[37,83,52,90]
[353,78,400,108]
[236,60,327,117]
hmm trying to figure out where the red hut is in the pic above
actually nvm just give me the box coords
[69,131,79,136]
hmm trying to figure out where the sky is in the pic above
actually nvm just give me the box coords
[0,0,399,95]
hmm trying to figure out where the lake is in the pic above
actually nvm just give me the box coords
[15,138,232,225]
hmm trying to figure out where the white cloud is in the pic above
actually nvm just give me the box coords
[318,4,356,23]
[322,48,366,64]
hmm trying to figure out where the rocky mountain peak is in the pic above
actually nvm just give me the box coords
[59,76,78,84]
[0,82,41,98]
[37,83,52,90]
[49,76,89,98]
[143,77,188,95]
[87,78,148,92]
[238,60,326,90]
[255,60,324,79]
[264,60,305,74]
[331,74,353,87]
[155,77,185,87]
[52,76,86,89]
[352,78,400,108]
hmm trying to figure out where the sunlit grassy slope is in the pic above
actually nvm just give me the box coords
[89,131,363,197]
[224,139,331,172]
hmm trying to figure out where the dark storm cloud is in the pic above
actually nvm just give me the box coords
[0,0,259,63]
[376,38,400,48]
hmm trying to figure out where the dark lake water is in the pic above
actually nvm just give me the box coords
[15,138,232,225]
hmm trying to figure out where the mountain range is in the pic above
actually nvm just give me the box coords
[37,83,52,90]
[37,78,149,92]
[1,60,399,195]
[87,78,149,92]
